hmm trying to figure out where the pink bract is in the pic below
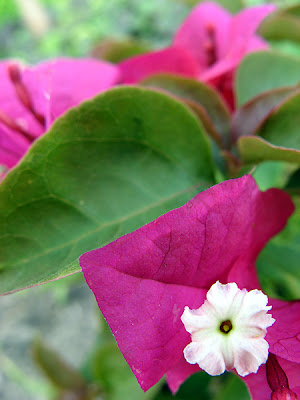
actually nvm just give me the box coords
[79,175,299,399]
[119,46,200,84]
[176,2,274,81]
[0,58,119,173]
[119,2,275,109]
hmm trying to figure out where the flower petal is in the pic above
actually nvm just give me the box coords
[183,338,226,376]
[173,1,231,69]
[227,5,275,61]
[232,335,269,376]
[206,281,240,317]
[23,57,120,124]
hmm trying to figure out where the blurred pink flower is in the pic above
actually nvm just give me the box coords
[0,58,119,175]
[79,175,300,399]
[119,46,199,84]
[119,2,275,108]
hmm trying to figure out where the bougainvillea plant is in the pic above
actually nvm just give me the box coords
[79,176,299,399]
[1,0,300,399]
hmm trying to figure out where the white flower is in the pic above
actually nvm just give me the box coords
[181,281,275,377]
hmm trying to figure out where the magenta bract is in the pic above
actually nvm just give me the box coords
[0,58,119,173]
[119,46,200,84]
[79,175,299,398]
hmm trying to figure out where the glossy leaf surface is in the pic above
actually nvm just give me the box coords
[141,74,231,148]
[236,51,300,105]
[0,86,214,294]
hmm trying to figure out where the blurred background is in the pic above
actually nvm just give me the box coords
[1,0,299,63]
[0,0,299,399]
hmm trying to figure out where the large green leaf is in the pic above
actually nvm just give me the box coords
[0,87,214,295]
[141,74,231,149]
[235,51,300,105]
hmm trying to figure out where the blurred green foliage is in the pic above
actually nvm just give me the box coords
[0,0,187,63]
[2,0,299,64]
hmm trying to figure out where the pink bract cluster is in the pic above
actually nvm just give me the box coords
[119,2,275,108]
[79,175,300,400]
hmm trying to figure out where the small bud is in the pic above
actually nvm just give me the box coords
[271,388,298,400]
[266,354,288,392]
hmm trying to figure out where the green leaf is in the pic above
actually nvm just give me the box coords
[141,74,231,149]
[236,90,300,165]
[257,195,300,300]
[213,374,250,400]
[154,372,213,400]
[259,6,300,43]
[173,0,243,12]
[0,87,214,294]
[232,86,300,140]
[252,161,296,191]
[235,51,300,105]
[286,167,300,192]
[91,38,150,63]
[213,0,243,12]
[174,372,213,400]
[268,40,300,59]
[33,339,87,391]
[257,90,300,150]
[238,137,300,164]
